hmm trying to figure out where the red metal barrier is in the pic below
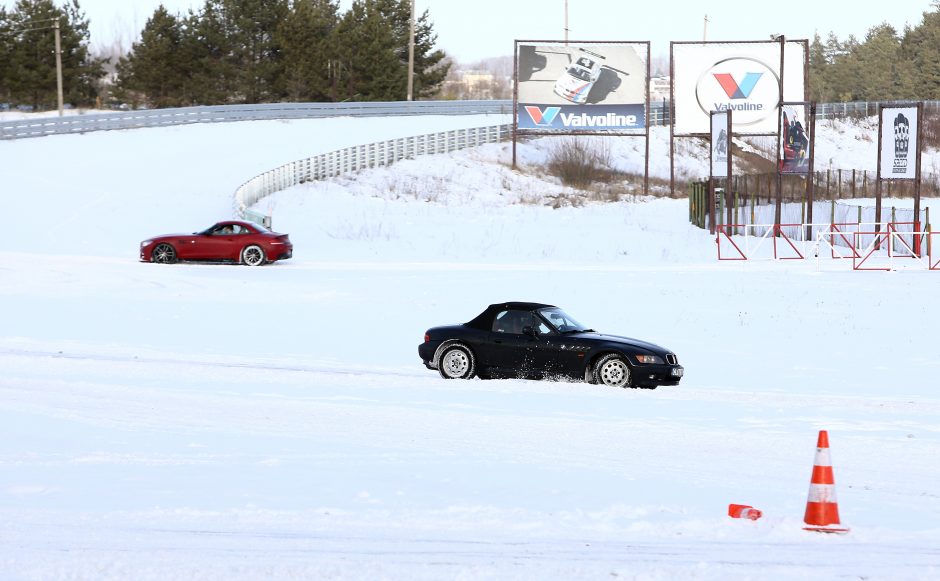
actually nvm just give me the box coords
[716,224,747,260]
[853,232,891,271]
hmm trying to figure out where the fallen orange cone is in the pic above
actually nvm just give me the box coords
[728,503,762,520]
[803,430,849,533]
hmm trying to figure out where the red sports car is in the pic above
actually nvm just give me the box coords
[140,220,293,266]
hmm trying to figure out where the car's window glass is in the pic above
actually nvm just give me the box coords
[535,319,551,335]
[568,66,591,81]
[232,224,249,234]
[492,310,541,334]
[538,307,589,332]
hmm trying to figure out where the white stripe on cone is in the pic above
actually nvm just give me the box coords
[814,448,832,466]
[807,484,838,503]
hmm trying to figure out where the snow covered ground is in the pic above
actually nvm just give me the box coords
[2,113,940,580]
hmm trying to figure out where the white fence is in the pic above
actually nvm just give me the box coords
[234,124,512,222]
[0,100,511,140]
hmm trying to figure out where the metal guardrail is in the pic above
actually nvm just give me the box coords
[234,124,512,223]
[0,100,512,140]
[7,99,938,140]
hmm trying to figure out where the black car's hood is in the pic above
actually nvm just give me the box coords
[567,331,670,354]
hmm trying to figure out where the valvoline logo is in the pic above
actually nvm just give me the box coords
[712,72,763,99]
[695,57,779,126]
[524,106,561,126]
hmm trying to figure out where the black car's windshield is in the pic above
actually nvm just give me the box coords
[538,307,592,333]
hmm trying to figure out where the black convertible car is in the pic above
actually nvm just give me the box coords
[419,302,684,389]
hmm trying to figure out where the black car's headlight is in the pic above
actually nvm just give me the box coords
[634,354,664,364]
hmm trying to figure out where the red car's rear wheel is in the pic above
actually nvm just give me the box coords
[241,245,266,266]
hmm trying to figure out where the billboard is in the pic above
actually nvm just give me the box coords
[879,106,919,180]
[516,41,648,134]
[672,41,807,135]
[778,103,811,174]
[710,111,730,177]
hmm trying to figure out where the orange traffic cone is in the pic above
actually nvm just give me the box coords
[803,430,849,533]
[728,504,762,520]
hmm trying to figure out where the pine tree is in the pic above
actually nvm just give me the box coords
[221,0,289,103]
[333,0,447,101]
[334,0,403,101]
[808,33,831,102]
[852,24,903,101]
[0,7,12,102]
[180,0,237,105]
[411,8,449,98]
[3,0,104,109]
[275,0,338,101]
[115,6,185,108]
[901,7,940,99]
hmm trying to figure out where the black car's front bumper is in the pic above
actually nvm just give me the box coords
[418,341,440,369]
[632,363,684,388]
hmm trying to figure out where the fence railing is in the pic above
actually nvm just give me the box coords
[0,100,512,140]
[9,98,939,140]
[234,124,512,222]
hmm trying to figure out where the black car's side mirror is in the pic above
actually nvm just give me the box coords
[522,326,537,338]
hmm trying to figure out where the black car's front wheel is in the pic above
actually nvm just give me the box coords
[437,344,475,380]
[594,354,632,388]
[152,243,177,264]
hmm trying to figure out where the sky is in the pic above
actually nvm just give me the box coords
[23,0,938,63]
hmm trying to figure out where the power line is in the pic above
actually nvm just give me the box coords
[0,25,55,37]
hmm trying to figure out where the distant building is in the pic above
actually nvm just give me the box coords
[442,67,510,100]
[649,76,670,103]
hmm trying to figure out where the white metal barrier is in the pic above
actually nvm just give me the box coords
[234,124,511,222]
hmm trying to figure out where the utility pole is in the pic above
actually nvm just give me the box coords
[54,17,64,116]
[564,0,569,45]
[703,14,709,41]
[406,0,415,101]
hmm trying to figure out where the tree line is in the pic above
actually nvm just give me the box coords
[4,1,940,110]
[0,0,449,109]
[809,2,940,102]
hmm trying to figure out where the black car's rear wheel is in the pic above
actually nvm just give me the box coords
[242,244,266,266]
[594,354,632,388]
[438,344,475,380]
[152,243,177,264]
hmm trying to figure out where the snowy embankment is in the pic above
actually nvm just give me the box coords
[1,114,939,580]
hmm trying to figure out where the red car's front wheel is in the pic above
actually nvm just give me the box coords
[152,243,177,264]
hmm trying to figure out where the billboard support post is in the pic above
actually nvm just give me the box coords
[806,101,817,240]
[669,42,676,197]
[774,35,785,227]
[914,101,924,255]
[512,40,519,169]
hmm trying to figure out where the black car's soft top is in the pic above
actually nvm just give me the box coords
[465,302,556,330]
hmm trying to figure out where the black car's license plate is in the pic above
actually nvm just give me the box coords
[671,368,684,377]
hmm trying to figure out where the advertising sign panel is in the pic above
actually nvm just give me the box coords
[516,41,648,134]
[778,103,811,174]
[880,106,919,180]
[672,41,806,135]
[710,111,730,177]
